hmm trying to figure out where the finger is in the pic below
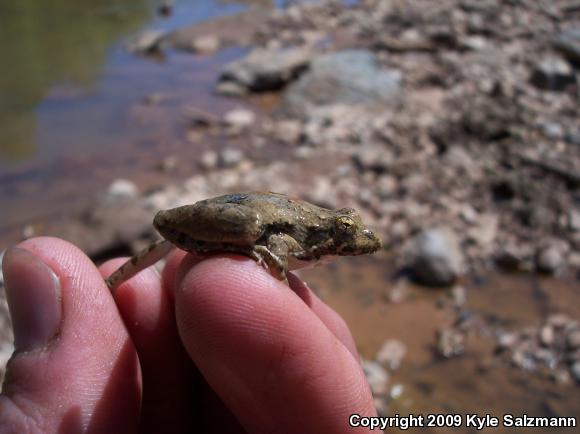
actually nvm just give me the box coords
[174,255,376,434]
[287,273,359,358]
[0,237,140,434]
[160,248,189,297]
[99,259,196,434]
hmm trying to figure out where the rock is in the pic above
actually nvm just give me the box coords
[571,361,580,383]
[375,175,398,199]
[460,35,488,51]
[376,340,407,370]
[437,328,464,358]
[389,384,404,400]
[126,29,167,55]
[451,285,467,307]
[199,150,219,169]
[552,368,572,385]
[361,359,389,396]
[385,278,409,304]
[540,325,555,347]
[511,347,536,371]
[566,131,580,146]
[535,244,565,274]
[554,27,580,66]
[141,93,165,106]
[157,155,178,172]
[540,122,564,140]
[190,35,220,54]
[530,57,576,91]
[219,148,244,168]
[158,1,173,17]
[567,329,580,351]
[223,108,255,129]
[284,49,403,117]
[495,242,532,270]
[215,81,247,97]
[547,314,571,329]
[407,227,464,287]
[272,120,303,143]
[107,179,139,200]
[352,145,394,174]
[568,210,580,232]
[217,47,312,93]
[468,214,498,249]
[497,332,519,350]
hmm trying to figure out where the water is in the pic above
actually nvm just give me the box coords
[0,0,250,170]
[299,256,580,432]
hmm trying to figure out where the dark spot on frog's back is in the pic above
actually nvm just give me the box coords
[224,193,249,204]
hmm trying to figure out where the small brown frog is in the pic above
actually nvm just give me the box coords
[106,192,382,291]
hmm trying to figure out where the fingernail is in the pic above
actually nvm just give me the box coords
[2,247,62,352]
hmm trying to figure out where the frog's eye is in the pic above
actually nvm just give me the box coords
[335,216,356,234]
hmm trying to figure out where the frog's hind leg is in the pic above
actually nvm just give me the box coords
[105,239,174,294]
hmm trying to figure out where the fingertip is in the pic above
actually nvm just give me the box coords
[288,273,359,359]
[173,255,375,432]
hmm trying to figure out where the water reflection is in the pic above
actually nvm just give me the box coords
[0,0,152,162]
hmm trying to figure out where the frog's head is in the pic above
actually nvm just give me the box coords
[332,208,382,255]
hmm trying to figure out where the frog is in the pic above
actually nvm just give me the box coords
[105,192,382,292]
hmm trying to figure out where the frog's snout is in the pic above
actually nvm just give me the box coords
[362,228,382,252]
[153,210,168,231]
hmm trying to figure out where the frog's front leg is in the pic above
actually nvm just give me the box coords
[251,234,300,283]
[105,239,174,294]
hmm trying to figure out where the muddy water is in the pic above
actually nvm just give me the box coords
[299,256,580,433]
[0,0,267,240]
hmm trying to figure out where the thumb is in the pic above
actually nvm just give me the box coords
[0,238,141,434]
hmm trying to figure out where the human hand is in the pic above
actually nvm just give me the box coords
[0,237,376,433]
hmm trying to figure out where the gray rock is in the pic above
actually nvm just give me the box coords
[190,35,220,54]
[408,227,464,286]
[540,325,555,347]
[126,29,167,55]
[217,48,312,93]
[535,244,565,274]
[495,243,530,271]
[451,285,467,307]
[540,122,564,140]
[223,108,255,129]
[530,57,576,91]
[497,332,519,350]
[284,49,403,117]
[107,179,139,200]
[566,131,580,146]
[376,339,407,370]
[571,361,580,383]
[554,27,580,66]
[219,148,244,168]
[361,359,389,396]
[567,329,580,351]
[272,120,303,144]
[199,150,219,169]
[215,81,247,97]
[569,210,580,232]
[352,145,394,174]
[437,328,464,358]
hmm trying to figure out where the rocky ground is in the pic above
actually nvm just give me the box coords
[1,0,579,419]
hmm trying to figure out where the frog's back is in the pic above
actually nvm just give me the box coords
[207,192,332,221]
